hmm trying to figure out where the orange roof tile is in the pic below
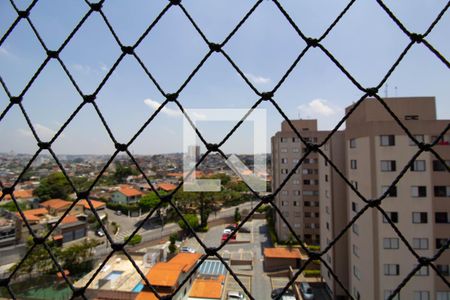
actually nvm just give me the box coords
[145,262,184,287]
[40,199,72,210]
[61,215,79,224]
[78,199,106,210]
[264,247,305,259]
[135,291,166,300]
[16,208,49,222]
[189,275,225,299]
[169,252,202,272]
[157,183,177,192]
[118,185,143,197]
[13,189,33,199]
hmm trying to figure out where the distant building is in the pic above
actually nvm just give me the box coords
[187,145,201,163]
[111,185,143,205]
[0,212,21,247]
[0,189,34,202]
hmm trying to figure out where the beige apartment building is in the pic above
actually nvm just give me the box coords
[271,119,331,244]
[318,96,449,300]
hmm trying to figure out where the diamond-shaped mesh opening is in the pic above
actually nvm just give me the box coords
[0,0,448,299]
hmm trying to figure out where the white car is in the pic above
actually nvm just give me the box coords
[180,246,196,253]
[227,291,245,300]
[300,282,314,300]
[96,229,105,237]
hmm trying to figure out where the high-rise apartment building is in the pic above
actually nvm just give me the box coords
[319,97,450,300]
[272,120,332,244]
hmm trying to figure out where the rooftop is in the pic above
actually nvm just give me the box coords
[263,247,306,259]
[189,275,225,299]
[118,185,143,197]
[40,199,74,210]
[78,199,106,210]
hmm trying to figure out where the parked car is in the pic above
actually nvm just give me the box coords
[180,246,196,253]
[299,282,314,300]
[223,228,233,235]
[115,210,122,216]
[96,229,105,237]
[227,291,245,299]
[221,233,236,242]
[271,288,295,299]
[225,224,238,230]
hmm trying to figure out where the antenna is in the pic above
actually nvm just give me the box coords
[384,82,389,98]
[394,86,398,97]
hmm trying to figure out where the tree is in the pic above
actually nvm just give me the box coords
[113,163,137,183]
[234,207,241,223]
[169,233,177,254]
[177,214,199,232]
[33,172,73,200]
[139,191,167,211]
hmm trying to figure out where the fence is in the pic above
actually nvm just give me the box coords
[0,0,449,299]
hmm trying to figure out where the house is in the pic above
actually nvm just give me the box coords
[136,252,202,300]
[0,189,34,202]
[57,215,87,243]
[15,208,49,225]
[0,214,21,247]
[157,182,177,192]
[40,199,84,216]
[188,275,225,300]
[263,247,307,272]
[111,185,143,205]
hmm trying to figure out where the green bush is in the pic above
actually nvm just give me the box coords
[196,225,208,232]
[124,234,142,246]
[256,204,269,214]
[307,245,321,252]
[303,270,321,277]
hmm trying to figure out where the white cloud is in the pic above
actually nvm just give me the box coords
[298,98,342,117]
[244,73,271,85]
[144,98,181,117]
[18,123,59,140]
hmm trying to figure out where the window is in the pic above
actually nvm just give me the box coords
[414,291,429,300]
[433,160,449,171]
[384,238,399,249]
[352,244,359,257]
[281,158,287,164]
[410,160,426,171]
[351,180,358,190]
[433,135,450,145]
[409,134,424,145]
[412,212,428,224]
[303,190,319,196]
[281,137,287,143]
[436,238,448,250]
[352,223,359,235]
[384,264,400,275]
[352,202,359,213]
[384,290,400,300]
[303,169,314,175]
[304,201,311,207]
[436,265,449,276]
[383,212,398,223]
[303,179,311,185]
[349,138,356,148]
[434,186,450,197]
[411,186,427,198]
[348,159,357,170]
[382,185,397,197]
[292,137,297,143]
[353,265,361,280]
[281,169,288,174]
[281,148,288,153]
[292,159,299,164]
[437,292,450,300]
[380,135,395,146]
[381,160,396,172]
[405,115,419,120]
[412,238,429,250]
[415,265,429,276]
[293,201,298,207]
[435,212,449,224]
[292,148,299,153]
[325,174,328,182]
[293,190,301,196]
[281,190,288,196]
[292,179,300,185]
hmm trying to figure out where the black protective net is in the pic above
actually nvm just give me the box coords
[0,0,449,299]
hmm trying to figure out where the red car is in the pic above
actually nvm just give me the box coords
[221,233,236,241]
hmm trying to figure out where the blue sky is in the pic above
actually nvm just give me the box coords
[0,0,449,155]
